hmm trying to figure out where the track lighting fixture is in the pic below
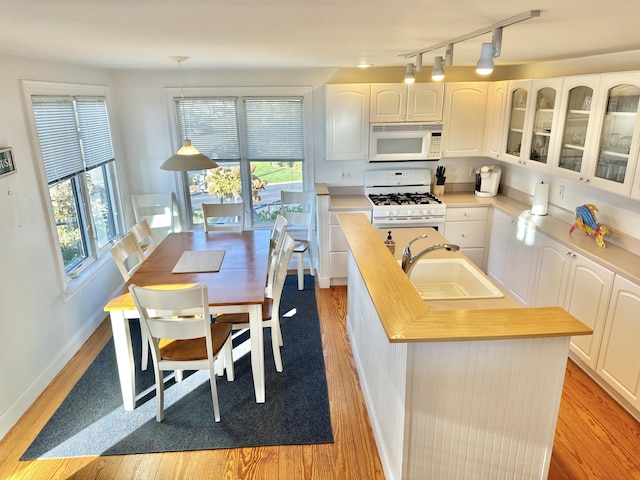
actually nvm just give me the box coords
[161,56,219,172]
[476,28,502,75]
[401,10,539,80]
[404,63,416,84]
[431,56,445,81]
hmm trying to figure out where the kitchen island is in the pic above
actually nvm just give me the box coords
[338,213,591,480]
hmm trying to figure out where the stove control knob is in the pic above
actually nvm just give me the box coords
[428,208,436,216]
[389,210,398,216]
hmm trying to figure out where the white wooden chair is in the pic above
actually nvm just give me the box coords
[110,232,153,370]
[202,202,245,231]
[216,233,295,372]
[128,283,234,423]
[110,232,146,281]
[131,218,158,259]
[280,191,315,290]
[266,214,288,297]
[132,193,178,241]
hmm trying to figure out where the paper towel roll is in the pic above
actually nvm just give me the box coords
[531,182,549,216]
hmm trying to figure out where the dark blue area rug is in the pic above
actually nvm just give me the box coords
[21,275,333,459]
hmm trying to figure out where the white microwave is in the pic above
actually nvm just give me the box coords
[369,122,443,162]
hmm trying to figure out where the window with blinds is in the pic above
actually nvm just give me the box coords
[175,96,305,228]
[31,95,119,275]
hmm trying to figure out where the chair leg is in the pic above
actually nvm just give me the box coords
[296,251,304,290]
[208,363,221,422]
[271,322,283,372]
[155,368,165,422]
[223,336,235,381]
[307,246,315,277]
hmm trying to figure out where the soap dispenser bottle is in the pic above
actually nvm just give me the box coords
[384,231,395,255]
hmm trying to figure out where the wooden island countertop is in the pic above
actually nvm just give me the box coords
[338,213,592,343]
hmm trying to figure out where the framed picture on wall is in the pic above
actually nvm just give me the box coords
[0,147,16,178]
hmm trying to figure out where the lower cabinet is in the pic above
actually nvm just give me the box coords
[533,233,614,370]
[597,275,640,409]
[329,210,371,280]
[486,209,540,306]
[444,206,489,269]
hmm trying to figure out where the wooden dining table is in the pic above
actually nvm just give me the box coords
[104,230,271,410]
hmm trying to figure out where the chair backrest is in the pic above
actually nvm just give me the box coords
[128,284,213,364]
[266,214,288,296]
[131,193,178,240]
[110,232,146,281]
[202,202,245,231]
[280,191,315,241]
[270,234,296,308]
[131,218,158,257]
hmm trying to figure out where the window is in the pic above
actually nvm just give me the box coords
[172,88,310,229]
[25,86,120,283]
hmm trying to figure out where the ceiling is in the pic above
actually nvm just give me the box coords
[1,0,639,71]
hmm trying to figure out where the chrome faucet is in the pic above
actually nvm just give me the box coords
[401,234,460,276]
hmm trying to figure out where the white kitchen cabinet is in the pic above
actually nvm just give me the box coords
[486,209,540,306]
[531,233,614,369]
[563,252,614,369]
[328,210,371,281]
[444,206,489,269]
[325,84,370,160]
[523,78,564,172]
[501,80,533,166]
[441,82,488,157]
[597,275,640,409]
[370,83,444,122]
[551,75,602,183]
[483,80,508,160]
[586,73,640,195]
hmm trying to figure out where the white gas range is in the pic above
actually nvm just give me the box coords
[364,168,446,231]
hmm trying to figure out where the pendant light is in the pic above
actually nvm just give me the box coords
[161,56,218,171]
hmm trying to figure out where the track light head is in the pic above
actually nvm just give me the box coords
[404,63,416,84]
[431,56,445,81]
[476,43,495,75]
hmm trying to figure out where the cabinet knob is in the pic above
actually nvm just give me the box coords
[464,212,470,217]
[462,233,468,238]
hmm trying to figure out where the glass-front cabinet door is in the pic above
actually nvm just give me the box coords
[503,80,531,164]
[552,75,601,181]
[588,76,640,195]
[525,78,563,172]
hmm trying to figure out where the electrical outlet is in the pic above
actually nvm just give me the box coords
[470,165,476,177]
[340,170,351,181]
[559,185,565,200]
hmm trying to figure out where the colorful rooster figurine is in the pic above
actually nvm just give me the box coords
[569,204,609,248]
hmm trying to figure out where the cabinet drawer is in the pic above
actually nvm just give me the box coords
[330,252,349,278]
[444,221,487,248]
[445,206,489,222]
[330,224,348,251]
[329,210,371,225]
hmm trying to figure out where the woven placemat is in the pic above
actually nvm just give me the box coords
[171,250,225,273]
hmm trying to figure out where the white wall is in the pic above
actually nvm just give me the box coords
[0,54,125,439]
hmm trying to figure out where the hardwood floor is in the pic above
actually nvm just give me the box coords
[1,284,639,479]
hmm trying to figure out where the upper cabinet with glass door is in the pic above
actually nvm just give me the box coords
[524,78,563,172]
[551,75,602,182]
[502,80,532,165]
[587,73,640,195]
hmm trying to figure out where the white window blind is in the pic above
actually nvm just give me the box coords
[32,96,115,183]
[76,98,114,169]
[244,98,304,161]
[32,97,83,183]
[176,98,240,161]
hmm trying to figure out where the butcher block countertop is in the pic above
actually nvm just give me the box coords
[337,213,592,343]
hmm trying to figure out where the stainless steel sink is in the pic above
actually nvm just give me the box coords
[400,258,504,300]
